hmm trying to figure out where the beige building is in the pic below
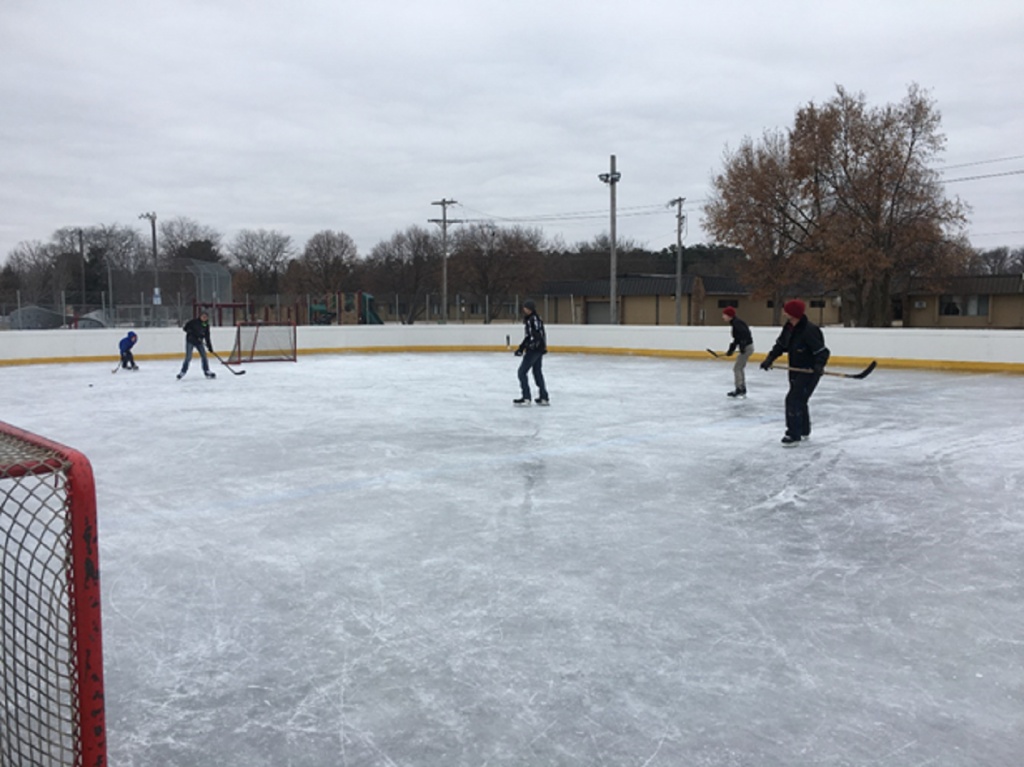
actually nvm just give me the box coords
[540,276,841,326]
[903,274,1024,329]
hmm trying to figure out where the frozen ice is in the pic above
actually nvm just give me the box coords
[3,353,1023,766]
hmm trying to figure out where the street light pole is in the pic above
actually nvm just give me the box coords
[598,155,621,325]
[668,197,686,325]
[138,212,160,307]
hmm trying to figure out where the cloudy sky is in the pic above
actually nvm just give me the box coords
[2,0,1022,262]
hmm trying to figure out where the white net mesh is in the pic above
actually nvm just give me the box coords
[1,427,103,767]
[227,323,297,363]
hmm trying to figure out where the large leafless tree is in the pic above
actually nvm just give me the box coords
[361,226,440,324]
[159,216,224,265]
[448,224,545,322]
[289,230,359,295]
[229,229,294,294]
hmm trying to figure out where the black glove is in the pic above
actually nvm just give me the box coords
[760,358,773,371]
[514,349,524,357]
[813,364,824,376]
[726,344,736,357]
[207,345,213,353]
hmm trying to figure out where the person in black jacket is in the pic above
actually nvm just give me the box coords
[760,300,830,445]
[177,310,216,380]
[513,300,549,406]
[722,307,753,398]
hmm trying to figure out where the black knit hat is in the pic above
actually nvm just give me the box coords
[523,300,536,312]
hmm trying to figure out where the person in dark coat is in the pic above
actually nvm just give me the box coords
[760,300,830,445]
[513,300,549,406]
[118,331,139,370]
[722,307,753,398]
[177,310,216,380]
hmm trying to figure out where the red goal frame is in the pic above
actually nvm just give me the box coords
[227,321,298,364]
[0,421,106,767]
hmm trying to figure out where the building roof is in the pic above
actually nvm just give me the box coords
[540,274,749,297]
[906,274,1024,296]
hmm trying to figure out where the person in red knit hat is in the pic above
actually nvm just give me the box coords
[721,306,753,398]
[760,299,830,446]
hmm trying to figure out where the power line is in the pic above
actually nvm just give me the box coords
[938,154,1024,172]
[457,200,703,226]
[943,169,1024,183]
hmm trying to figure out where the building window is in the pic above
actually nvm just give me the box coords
[810,300,826,308]
[940,295,989,316]
[717,299,739,309]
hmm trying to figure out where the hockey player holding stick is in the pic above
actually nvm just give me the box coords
[513,300,549,406]
[760,299,830,446]
[177,311,216,380]
[721,307,753,398]
[117,331,139,371]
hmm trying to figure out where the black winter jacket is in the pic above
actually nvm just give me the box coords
[726,317,753,355]
[517,313,547,354]
[183,317,213,351]
[765,315,829,372]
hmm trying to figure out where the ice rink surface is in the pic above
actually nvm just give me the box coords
[3,351,1023,766]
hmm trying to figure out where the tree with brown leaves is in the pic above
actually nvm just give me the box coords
[706,84,969,326]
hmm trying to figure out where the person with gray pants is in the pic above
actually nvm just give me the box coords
[722,307,753,398]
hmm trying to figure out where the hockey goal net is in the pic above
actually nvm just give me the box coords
[227,322,298,363]
[0,421,106,767]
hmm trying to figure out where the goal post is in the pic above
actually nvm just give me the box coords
[0,421,106,767]
[226,322,298,364]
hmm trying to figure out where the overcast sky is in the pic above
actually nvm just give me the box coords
[2,0,1022,263]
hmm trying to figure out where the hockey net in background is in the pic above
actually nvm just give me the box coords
[0,422,106,767]
[226,322,298,364]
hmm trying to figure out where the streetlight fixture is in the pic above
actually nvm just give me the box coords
[598,155,621,325]
[137,212,160,308]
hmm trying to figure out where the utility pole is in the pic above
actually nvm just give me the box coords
[668,197,686,325]
[77,228,86,316]
[429,199,463,324]
[598,155,621,324]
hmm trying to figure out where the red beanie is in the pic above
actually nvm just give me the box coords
[722,307,736,318]
[783,299,806,319]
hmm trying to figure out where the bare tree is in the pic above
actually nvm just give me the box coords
[89,224,148,273]
[4,241,54,304]
[159,216,224,265]
[290,230,359,295]
[449,224,545,322]
[229,229,294,294]
[362,226,440,324]
[964,246,1015,275]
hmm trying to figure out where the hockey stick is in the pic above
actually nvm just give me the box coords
[112,360,122,374]
[706,348,723,358]
[209,350,246,375]
[768,360,877,379]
